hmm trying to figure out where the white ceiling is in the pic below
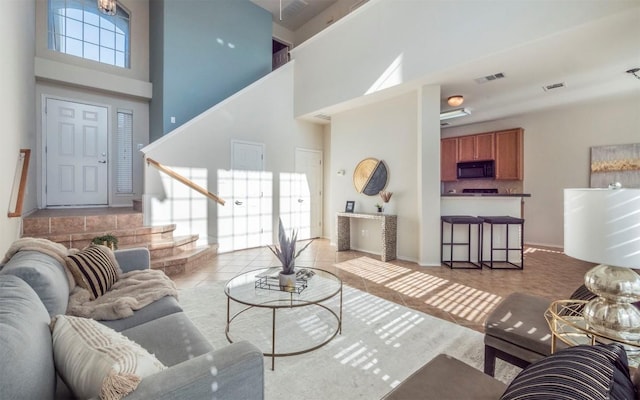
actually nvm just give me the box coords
[250,0,339,31]
[253,1,640,128]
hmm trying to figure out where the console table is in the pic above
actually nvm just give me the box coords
[336,212,397,262]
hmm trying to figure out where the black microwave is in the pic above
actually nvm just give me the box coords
[457,160,495,179]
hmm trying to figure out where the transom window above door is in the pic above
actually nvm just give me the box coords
[48,0,130,68]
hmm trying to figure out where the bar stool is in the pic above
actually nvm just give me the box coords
[478,216,525,270]
[440,215,483,269]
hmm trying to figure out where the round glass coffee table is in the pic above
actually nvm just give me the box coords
[225,267,342,370]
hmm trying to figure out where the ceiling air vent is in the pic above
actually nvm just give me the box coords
[314,114,331,121]
[474,72,506,84]
[542,82,566,92]
[282,0,309,19]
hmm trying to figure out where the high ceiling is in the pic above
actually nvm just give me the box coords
[253,1,640,128]
[250,0,340,31]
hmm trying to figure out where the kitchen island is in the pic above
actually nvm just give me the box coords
[441,193,531,264]
[441,193,531,218]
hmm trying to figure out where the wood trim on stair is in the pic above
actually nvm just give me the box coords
[8,149,31,218]
[145,157,225,206]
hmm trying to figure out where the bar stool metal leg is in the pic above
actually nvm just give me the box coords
[441,215,483,269]
[479,216,525,270]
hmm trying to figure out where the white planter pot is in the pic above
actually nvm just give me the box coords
[279,272,296,292]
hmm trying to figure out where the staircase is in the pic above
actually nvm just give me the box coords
[21,207,217,276]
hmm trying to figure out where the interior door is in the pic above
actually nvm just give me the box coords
[294,148,323,239]
[218,140,271,252]
[45,98,108,206]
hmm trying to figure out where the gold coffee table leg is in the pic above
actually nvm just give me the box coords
[271,308,276,370]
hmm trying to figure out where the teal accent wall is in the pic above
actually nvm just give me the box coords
[149,0,272,137]
[149,0,165,142]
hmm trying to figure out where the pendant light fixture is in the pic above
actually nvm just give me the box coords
[447,95,464,107]
[97,0,117,16]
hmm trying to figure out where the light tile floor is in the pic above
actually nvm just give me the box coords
[171,238,593,333]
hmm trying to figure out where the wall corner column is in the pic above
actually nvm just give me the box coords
[417,85,441,266]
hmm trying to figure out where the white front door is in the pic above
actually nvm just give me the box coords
[294,148,323,239]
[45,98,109,206]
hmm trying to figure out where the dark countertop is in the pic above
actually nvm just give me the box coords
[441,193,531,198]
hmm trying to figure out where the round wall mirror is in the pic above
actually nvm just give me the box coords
[353,158,388,195]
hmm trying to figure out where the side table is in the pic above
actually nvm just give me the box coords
[336,212,397,261]
[545,299,640,367]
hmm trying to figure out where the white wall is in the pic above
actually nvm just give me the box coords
[330,92,422,262]
[291,0,636,118]
[142,62,324,243]
[293,0,364,46]
[442,91,640,248]
[0,0,36,254]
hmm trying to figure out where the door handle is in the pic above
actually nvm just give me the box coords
[98,160,107,164]
[298,199,304,203]
[235,201,243,206]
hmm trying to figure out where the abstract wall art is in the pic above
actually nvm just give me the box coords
[590,143,640,188]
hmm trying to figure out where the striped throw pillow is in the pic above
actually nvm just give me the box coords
[51,315,166,400]
[500,343,636,400]
[67,244,121,299]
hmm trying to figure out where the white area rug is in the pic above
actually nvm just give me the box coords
[179,280,519,399]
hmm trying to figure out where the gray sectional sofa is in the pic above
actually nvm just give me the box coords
[0,247,264,400]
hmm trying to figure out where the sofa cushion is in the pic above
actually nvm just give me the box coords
[66,244,121,300]
[500,343,636,400]
[121,312,214,366]
[99,295,183,332]
[0,275,55,400]
[0,250,70,316]
[52,314,166,400]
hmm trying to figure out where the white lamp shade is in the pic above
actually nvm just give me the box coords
[564,188,640,269]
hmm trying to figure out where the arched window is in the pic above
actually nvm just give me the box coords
[48,0,130,68]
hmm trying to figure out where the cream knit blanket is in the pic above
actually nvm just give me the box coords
[67,269,178,320]
[2,237,178,320]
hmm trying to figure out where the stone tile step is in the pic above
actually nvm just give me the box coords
[151,245,218,276]
[30,224,177,250]
[22,208,143,236]
[120,234,200,258]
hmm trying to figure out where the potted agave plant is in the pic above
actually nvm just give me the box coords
[268,218,313,291]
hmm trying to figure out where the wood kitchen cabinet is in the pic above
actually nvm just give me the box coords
[457,133,494,161]
[441,137,458,181]
[495,128,523,180]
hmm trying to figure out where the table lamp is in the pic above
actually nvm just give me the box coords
[564,187,640,341]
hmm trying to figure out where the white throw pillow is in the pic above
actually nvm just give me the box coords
[51,315,166,400]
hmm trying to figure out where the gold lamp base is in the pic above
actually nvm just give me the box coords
[583,264,640,342]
